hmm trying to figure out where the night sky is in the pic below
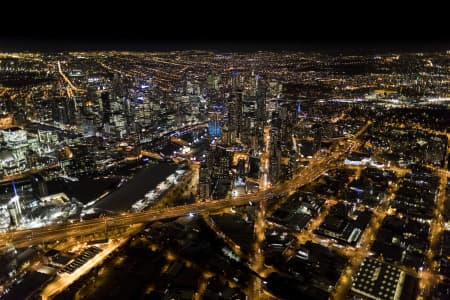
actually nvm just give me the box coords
[0,3,448,53]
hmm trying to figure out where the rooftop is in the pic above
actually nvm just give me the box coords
[352,257,408,300]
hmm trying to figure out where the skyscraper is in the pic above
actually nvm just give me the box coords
[208,112,222,138]
[51,97,76,125]
[255,75,266,152]
[237,158,246,177]
[111,74,124,102]
[101,91,111,126]
[313,123,323,153]
[227,90,243,142]
[269,120,282,184]
[256,75,266,123]
[198,162,211,199]
[231,70,241,90]
[7,181,22,226]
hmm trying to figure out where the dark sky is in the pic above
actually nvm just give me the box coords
[0,3,448,53]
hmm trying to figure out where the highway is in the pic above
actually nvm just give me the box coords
[56,61,86,93]
[0,114,364,251]
[0,140,351,250]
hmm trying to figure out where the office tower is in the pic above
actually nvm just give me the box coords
[66,97,77,125]
[221,124,232,146]
[51,96,76,125]
[7,181,22,226]
[83,87,97,115]
[231,70,241,90]
[269,120,282,184]
[198,162,211,199]
[237,158,246,177]
[248,156,261,179]
[240,116,255,148]
[313,123,323,153]
[269,127,281,183]
[256,75,266,123]
[101,91,111,125]
[227,90,243,143]
[209,145,231,180]
[112,74,124,101]
[255,76,267,152]
[208,112,221,138]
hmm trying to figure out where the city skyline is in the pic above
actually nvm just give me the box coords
[0,47,448,300]
[1,38,450,52]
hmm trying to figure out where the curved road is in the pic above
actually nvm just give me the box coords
[0,141,352,250]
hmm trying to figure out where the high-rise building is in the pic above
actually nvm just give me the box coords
[236,158,246,177]
[231,70,241,90]
[123,97,135,133]
[269,124,282,184]
[51,97,74,125]
[221,125,232,146]
[248,156,261,179]
[256,75,266,123]
[208,112,222,138]
[227,90,243,142]
[7,181,22,226]
[81,115,96,137]
[201,143,233,199]
[198,162,211,199]
[269,150,281,184]
[111,74,124,101]
[7,200,21,226]
[209,144,231,180]
[101,91,111,125]
[313,123,323,153]
[207,73,220,90]
[82,87,97,116]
